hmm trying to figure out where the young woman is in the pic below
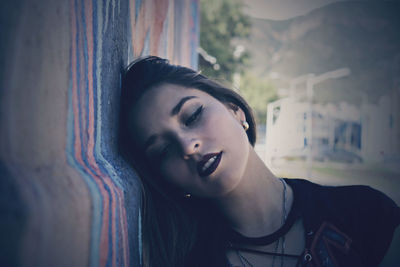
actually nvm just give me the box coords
[118,56,400,267]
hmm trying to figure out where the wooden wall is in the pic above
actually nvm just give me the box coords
[0,0,199,266]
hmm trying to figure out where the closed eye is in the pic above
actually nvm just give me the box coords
[185,105,203,126]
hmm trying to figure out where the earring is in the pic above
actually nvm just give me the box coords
[241,120,249,131]
[184,193,191,198]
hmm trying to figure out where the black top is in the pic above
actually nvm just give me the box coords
[186,179,400,267]
[283,179,400,267]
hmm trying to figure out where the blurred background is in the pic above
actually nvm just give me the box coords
[197,0,400,206]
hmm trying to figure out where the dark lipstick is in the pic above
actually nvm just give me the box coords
[197,151,223,177]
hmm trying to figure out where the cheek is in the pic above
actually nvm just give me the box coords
[204,107,238,133]
[206,107,247,145]
[160,158,191,188]
[211,108,249,176]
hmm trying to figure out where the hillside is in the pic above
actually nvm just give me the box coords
[239,1,400,105]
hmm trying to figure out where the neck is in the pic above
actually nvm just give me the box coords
[213,145,293,238]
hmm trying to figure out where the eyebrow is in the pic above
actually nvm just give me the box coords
[170,96,197,116]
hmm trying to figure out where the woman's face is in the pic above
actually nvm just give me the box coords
[130,83,251,198]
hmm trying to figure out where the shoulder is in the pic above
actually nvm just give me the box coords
[287,178,400,266]
[332,184,400,265]
[317,183,400,231]
[286,178,400,225]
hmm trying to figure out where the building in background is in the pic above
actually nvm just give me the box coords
[265,88,400,166]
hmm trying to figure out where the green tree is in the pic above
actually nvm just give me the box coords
[199,0,251,83]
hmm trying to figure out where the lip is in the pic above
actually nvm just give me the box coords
[197,151,223,177]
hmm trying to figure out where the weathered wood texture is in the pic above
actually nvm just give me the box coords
[0,0,199,266]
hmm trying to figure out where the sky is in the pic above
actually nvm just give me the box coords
[243,0,350,20]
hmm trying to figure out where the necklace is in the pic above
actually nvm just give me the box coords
[233,178,288,267]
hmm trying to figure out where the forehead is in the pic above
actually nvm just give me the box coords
[129,84,212,144]
[133,83,211,117]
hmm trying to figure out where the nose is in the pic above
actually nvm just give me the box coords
[181,137,201,160]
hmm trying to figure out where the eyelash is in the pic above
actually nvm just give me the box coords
[185,105,203,126]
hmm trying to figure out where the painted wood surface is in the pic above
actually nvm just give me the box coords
[0,0,199,266]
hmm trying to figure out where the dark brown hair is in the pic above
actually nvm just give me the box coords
[118,56,257,266]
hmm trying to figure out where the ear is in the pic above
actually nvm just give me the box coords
[225,102,246,124]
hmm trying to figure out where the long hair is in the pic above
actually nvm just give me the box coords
[118,56,257,266]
